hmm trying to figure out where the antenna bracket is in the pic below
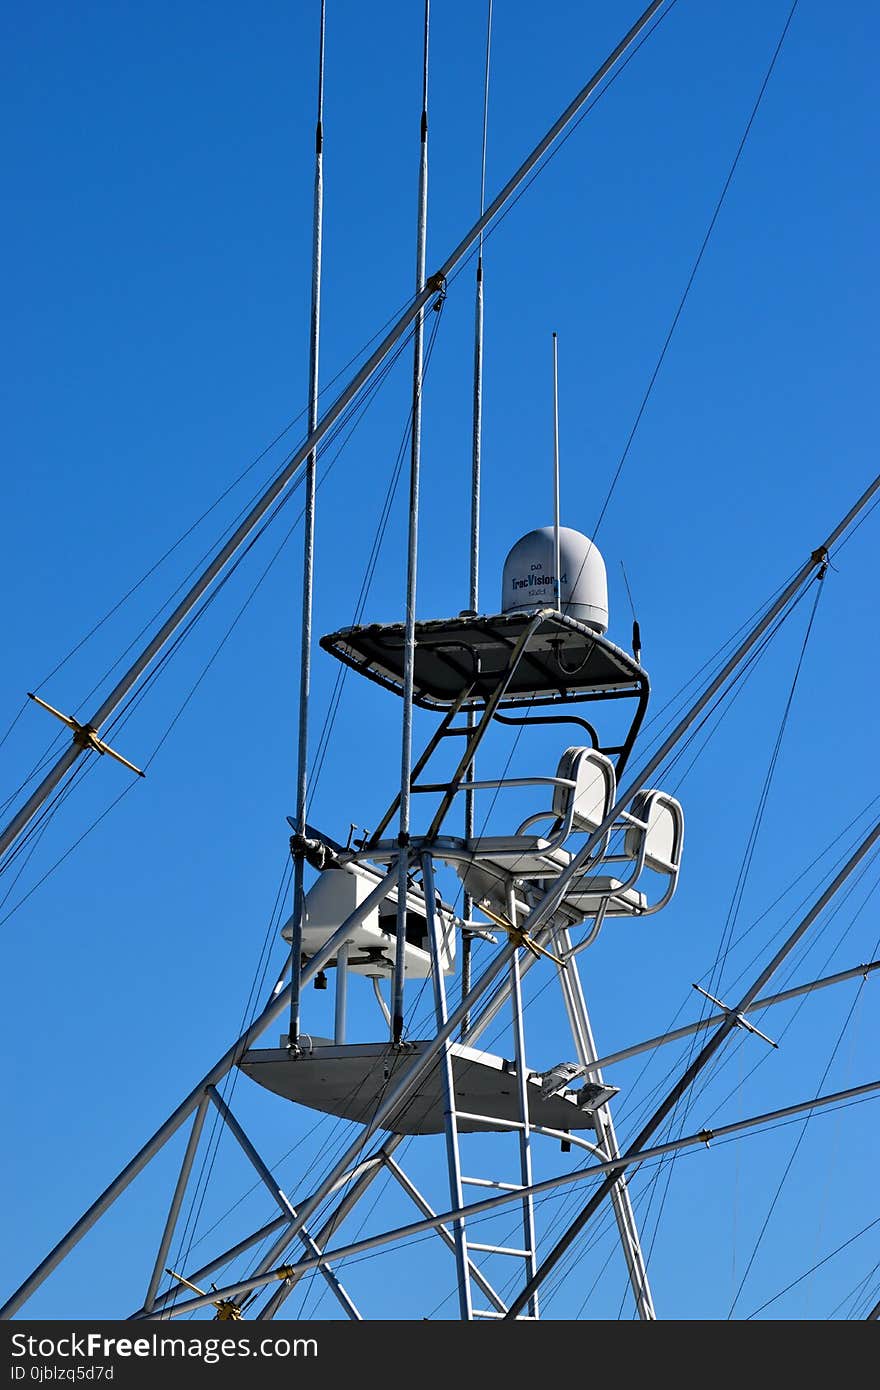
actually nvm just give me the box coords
[692,983,778,1049]
[27,693,145,777]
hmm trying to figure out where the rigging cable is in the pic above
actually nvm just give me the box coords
[0,282,419,828]
[619,859,880,1318]
[101,316,422,746]
[755,1222,875,1320]
[441,0,679,304]
[17,289,418,711]
[706,568,826,1012]
[307,300,446,803]
[501,607,843,1317]
[701,859,880,1136]
[542,799,880,1315]
[622,569,826,1303]
[590,0,801,542]
[166,854,292,1307]
[547,0,802,621]
[0,311,425,929]
[727,951,877,1317]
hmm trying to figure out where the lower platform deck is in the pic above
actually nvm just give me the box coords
[239,1040,598,1136]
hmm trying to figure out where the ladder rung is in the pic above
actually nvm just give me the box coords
[468,1243,533,1258]
[461,1177,524,1191]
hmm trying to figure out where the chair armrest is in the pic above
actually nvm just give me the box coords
[515,811,561,835]
[454,776,576,793]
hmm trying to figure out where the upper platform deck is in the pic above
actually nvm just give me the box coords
[320,607,648,713]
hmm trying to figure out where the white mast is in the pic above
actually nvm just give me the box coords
[392,0,431,1044]
[461,0,493,1035]
[552,330,561,609]
[288,0,327,1051]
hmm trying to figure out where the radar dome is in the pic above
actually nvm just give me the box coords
[501,526,608,634]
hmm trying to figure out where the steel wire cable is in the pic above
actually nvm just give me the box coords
[588,0,801,546]
[701,860,880,1126]
[0,298,422,863]
[745,1216,880,1319]
[622,573,826,1281]
[166,856,293,1290]
[727,967,875,1318]
[417,828,878,1317]
[0,312,424,930]
[18,291,416,707]
[597,869,880,1318]
[307,302,446,806]
[608,573,826,1276]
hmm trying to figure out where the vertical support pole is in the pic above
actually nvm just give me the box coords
[552,330,561,610]
[507,891,539,1319]
[462,0,492,1036]
[553,926,656,1319]
[393,0,431,1043]
[334,941,349,1045]
[143,1093,210,1312]
[289,0,327,1051]
[422,851,472,1321]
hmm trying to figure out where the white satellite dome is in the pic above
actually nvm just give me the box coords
[501,526,608,634]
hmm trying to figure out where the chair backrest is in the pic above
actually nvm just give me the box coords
[624,790,684,873]
[552,747,616,835]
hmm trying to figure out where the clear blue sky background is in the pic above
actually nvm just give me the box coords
[1,0,878,1321]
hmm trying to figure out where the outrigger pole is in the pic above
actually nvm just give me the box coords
[0,0,672,866]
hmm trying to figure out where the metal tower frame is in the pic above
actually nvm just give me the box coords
[2,515,869,1321]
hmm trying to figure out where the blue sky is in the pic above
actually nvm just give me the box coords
[1,0,879,1321]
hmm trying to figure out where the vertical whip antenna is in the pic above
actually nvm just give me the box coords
[462,0,493,1035]
[620,559,642,664]
[393,0,431,1045]
[469,0,492,615]
[552,331,561,611]
[288,0,327,1052]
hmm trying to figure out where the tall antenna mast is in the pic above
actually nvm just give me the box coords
[462,0,493,1035]
[288,0,327,1050]
[470,0,492,616]
[393,0,431,1044]
[552,330,561,609]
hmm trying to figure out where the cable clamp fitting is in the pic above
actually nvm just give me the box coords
[289,831,338,871]
[427,271,447,309]
[27,692,144,777]
[166,1268,244,1319]
[213,1299,242,1321]
[476,901,564,966]
[692,983,778,1049]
